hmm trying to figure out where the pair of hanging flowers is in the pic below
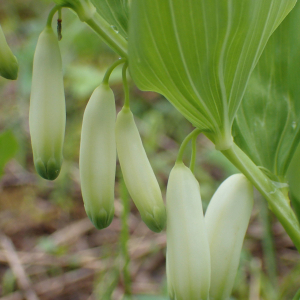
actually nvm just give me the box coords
[167,162,253,300]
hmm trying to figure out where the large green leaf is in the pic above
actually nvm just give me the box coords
[0,130,18,177]
[234,0,300,179]
[91,0,129,38]
[128,0,296,150]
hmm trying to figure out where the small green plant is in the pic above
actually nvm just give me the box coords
[2,0,300,298]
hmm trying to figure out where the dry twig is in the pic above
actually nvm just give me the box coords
[0,233,40,300]
[0,268,94,300]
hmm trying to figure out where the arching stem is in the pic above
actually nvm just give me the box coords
[176,129,201,164]
[85,13,128,58]
[102,58,127,85]
[189,134,198,173]
[46,5,61,28]
[122,62,130,108]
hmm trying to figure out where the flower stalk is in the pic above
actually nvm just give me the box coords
[53,0,128,57]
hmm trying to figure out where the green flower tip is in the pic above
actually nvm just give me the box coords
[86,207,114,230]
[53,0,96,22]
[0,25,19,80]
[0,56,18,80]
[142,205,166,233]
[34,157,62,180]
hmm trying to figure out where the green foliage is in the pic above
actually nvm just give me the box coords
[37,236,68,255]
[129,296,169,300]
[0,130,18,177]
[91,0,129,38]
[287,144,300,222]
[1,270,16,296]
[119,178,132,295]
[293,287,300,300]
[94,268,120,299]
[128,0,296,150]
[234,1,300,179]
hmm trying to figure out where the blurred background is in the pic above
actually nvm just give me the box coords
[0,1,299,299]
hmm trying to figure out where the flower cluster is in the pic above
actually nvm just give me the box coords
[29,20,166,232]
[28,4,255,300]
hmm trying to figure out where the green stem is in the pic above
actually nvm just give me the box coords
[52,1,127,56]
[259,196,277,288]
[122,62,130,108]
[282,126,300,176]
[58,8,62,20]
[293,287,300,300]
[46,5,60,27]
[189,134,197,173]
[85,12,128,58]
[176,129,201,164]
[102,58,127,85]
[120,178,132,296]
[221,142,300,252]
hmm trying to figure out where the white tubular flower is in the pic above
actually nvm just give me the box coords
[166,162,210,300]
[205,174,253,300]
[79,83,116,229]
[29,26,66,180]
[115,106,166,233]
[0,24,18,80]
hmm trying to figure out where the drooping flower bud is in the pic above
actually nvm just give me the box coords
[205,174,253,300]
[0,25,18,80]
[79,83,116,229]
[29,26,66,180]
[115,106,166,232]
[166,162,210,300]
